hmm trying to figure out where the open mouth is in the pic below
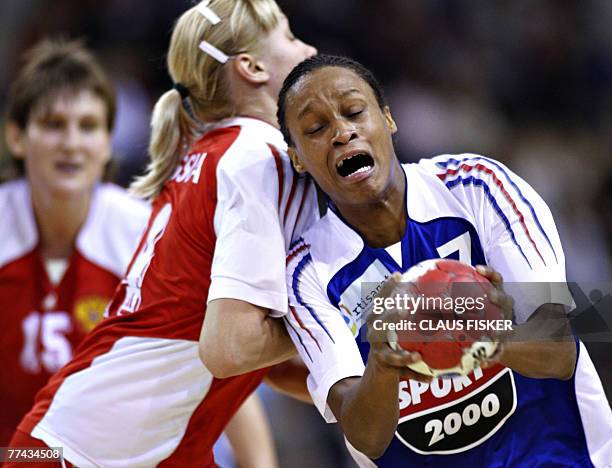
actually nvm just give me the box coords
[336,153,375,178]
[55,161,81,173]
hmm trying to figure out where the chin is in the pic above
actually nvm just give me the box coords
[49,180,95,200]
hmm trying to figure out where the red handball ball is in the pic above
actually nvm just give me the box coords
[386,258,506,377]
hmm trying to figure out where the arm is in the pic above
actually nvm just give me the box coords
[264,355,313,404]
[201,147,299,378]
[327,345,423,459]
[445,156,576,378]
[285,260,427,459]
[200,299,296,378]
[224,393,279,468]
[500,304,576,379]
[477,266,576,380]
[326,275,430,459]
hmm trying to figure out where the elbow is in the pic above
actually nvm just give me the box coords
[361,444,388,460]
[532,341,576,380]
[553,340,577,380]
[199,345,229,378]
[557,365,575,381]
[199,343,244,379]
[344,424,394,460]
[346,433,392,460]
[556,348,577,380]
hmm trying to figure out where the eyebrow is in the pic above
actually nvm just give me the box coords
[296,88,362,120]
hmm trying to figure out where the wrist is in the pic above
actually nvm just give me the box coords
[367,348,402,379]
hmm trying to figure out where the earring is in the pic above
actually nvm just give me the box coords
[292,161,306,173]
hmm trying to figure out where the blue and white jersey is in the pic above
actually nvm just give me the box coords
[285,155,612,467]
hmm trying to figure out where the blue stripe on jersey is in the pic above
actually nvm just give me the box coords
[438,156,558,263]
[445,176,533,269]
[283,317,313,362]
[326,247,395,308]
[292,253,335,344]
[326,217,487,308]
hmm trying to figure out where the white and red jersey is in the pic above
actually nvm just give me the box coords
[18,118,318,467]
[0,179,150,446]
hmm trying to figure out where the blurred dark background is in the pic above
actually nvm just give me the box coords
[1,1,610,466]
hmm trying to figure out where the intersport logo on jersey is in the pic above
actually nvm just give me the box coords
[396,365,517,454]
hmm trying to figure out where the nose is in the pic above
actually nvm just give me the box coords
[302,41,317,59]
[61,123,81,153]
[332,121,357,147]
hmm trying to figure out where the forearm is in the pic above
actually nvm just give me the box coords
[500,340,575,379]
[330,360,401,459]
[200,299,296,378]
[223,313,296,374]
[265,357,313,404]
[500,304,576,380]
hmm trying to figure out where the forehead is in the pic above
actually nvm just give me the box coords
[31,88,107,118]
[287,66,376,113]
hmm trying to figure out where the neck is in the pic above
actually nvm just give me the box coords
[233,88,278,129]
[31,186,92,259]
[336,166,407,249]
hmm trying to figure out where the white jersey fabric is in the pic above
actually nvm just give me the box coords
[0,179,149,277]
[285,155,612,467]
[208,118,317,316]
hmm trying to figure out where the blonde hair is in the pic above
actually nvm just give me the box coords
[131,0,283,199]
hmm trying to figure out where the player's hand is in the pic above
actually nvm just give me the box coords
[369,343,432,382]
[475,265,514,368]
[366,273,432,382]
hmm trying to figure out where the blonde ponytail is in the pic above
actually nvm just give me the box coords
[130,88,200,199]
[130,0,283,199]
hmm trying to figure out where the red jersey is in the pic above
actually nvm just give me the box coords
[18,118,318,467]
[0,180,150,445]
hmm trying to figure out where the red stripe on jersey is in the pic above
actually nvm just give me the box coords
[158,368,268,467]
[18,330,121,435]
[440,163,545,263]
[286,241,309,265]
[268,144,284,211]
[283,173,299,225]
[289,305,322,352]
[293,176,312,230]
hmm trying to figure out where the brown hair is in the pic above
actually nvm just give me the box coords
[7,38,116,130]
[2,38,117,180]
[130,0,283,199]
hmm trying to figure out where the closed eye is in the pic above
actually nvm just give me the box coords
[306,124,324,135]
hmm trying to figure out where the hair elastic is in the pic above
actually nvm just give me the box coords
[173,82,190,99]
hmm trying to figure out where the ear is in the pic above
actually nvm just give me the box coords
[383,106,398,134]
[5,121,26,159]
[100,130,113,165]
[101,140,113,165]
[232,53,270,85]
[288,147,307,174]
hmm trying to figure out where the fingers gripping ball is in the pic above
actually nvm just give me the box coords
[387,259,504,378]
